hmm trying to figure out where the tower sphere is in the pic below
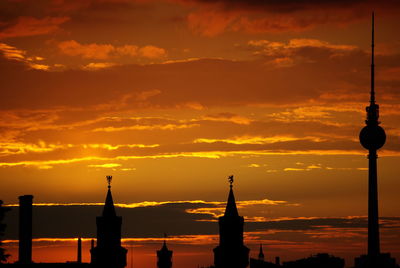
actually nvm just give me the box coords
[359,125,386,150]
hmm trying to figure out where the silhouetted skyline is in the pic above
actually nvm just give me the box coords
[1,1,400,268]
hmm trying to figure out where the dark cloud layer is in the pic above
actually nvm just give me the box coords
[1,45,398,110]
[3,203,400,239]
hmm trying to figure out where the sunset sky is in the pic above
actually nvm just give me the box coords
[1,1,400,267]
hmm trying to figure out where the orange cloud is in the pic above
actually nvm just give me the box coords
[58,40,119,59]
[0,43,25,60]
[248,39,357,54]
[246,39,358,67]
[83,62,117,70]
[58,40,166,60]
[0,16,69,39]
[0,43,50,70]
[139,45,167,59]
[202,113,252,125]
[193,136,323,145]
[92,123,199,132]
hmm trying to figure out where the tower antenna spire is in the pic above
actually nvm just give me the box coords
[371,11,375,104]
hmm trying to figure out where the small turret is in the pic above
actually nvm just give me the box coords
[258,244,264,261]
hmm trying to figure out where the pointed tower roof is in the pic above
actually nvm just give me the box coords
[159,233,170,252]
[224,176,239,217]
[160,240,169,251]
[102,176,116,217]
[258,244,264,260]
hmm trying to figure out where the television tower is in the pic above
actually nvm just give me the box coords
[359,12,386,265]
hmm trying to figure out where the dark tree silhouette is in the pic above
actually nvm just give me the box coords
[0,200,10,263]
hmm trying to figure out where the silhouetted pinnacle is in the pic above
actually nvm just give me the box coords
[160,240,169,251]
[258,244,264,261]
[370,12,375,105]
[102,187,116,217]
[224,185,239,217]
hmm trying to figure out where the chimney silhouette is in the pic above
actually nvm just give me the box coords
[77,237,82,263]
[275,256,280,266]
[18,195,33,264]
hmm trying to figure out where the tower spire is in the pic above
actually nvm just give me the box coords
[163,233,168,249]
[258,244,264,261]
[225,175,239,217]
[103,175,116,217]
[371,12,375,105]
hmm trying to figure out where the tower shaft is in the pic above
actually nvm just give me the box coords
[18,195,33,264]
[368,150,380,257]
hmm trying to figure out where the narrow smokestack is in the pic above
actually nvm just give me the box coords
[77,237,82,263]
[275,256,280,266]
[18,195,33,264]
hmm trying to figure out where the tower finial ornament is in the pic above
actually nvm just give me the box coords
[228,175,234,188]
[106,175,112,189]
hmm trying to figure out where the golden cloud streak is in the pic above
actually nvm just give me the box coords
[88,163,122,168]
[83,143,160,150]
[185,199,296,219]
[0,141,68,155]
[5,198,293,211]
[0,43,50,70]
[194,136,324,145]
[92,123,199,132]
[0,148,391,169]
[0,142,159,157]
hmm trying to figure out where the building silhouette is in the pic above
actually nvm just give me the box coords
[77,237,82,264]
[249,244,280,268]
[157,238,173,268]
[4,195,89,267]
[90,176,127,268]
[18,195,33,264]
[213,176,250,268]
[355,13,397,268]
[283,253,344,268]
